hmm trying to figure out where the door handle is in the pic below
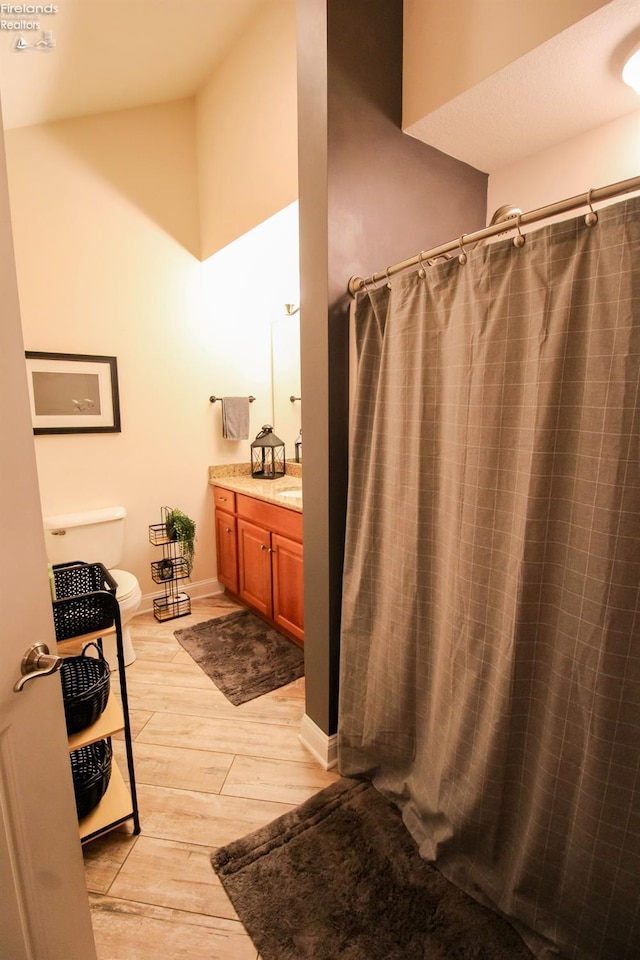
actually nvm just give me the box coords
[14,642,63,693]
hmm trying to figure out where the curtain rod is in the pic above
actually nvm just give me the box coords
[348,175,640,297]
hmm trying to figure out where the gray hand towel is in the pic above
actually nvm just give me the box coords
[222,397,250,440]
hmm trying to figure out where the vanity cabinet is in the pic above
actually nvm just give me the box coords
[212,485,304,646]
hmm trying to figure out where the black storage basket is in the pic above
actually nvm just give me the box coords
[52,562,119,642]
[60,642,111,734]
[70,738,113,820]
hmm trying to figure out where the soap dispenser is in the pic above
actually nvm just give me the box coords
[295,429,302,463]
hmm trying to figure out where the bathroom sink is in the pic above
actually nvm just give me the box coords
[279,489,303,500]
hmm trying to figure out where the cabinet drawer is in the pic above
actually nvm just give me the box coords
[212,486,236,514]
[236,493,303,542]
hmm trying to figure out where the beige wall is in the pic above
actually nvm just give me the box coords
[5,100,299,606]
[196,0,298,259]
[403,0,608,128]
[487,110,640,214]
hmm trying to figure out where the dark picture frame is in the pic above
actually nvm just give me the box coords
[25,352,121,435]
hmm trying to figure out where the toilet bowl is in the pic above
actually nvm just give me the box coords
[106,568,141,667]
[43,506,141,668]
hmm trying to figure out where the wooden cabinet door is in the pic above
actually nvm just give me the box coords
[272,533,304,644]
[214,510,238,594]
[237,518,273,619]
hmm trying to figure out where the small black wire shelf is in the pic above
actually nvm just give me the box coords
[151,557,190,584]
[153,592,191,622]
[149,508,192,621]
[148,522,170,546]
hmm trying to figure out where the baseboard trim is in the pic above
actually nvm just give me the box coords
[299,713,338,770]
[139,578,221,614]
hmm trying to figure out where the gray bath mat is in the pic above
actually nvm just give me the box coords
[174,609,304,705]
[211,777,534,960]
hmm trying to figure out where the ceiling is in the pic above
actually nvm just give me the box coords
[0,0,638,175]
[406,0,640,172]
[0,0,266,130]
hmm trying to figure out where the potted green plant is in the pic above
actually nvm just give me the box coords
[165,508,196,576]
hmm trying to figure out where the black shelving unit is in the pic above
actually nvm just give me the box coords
[149,507,192,621]
[52,562,140,844]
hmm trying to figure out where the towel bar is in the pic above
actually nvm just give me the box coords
[210,395,255,403]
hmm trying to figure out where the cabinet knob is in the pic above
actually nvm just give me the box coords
[260,544,274,553]
[225,527,232,533]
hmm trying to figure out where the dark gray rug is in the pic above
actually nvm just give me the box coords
[174,609,304,705]
[212,777,535,960]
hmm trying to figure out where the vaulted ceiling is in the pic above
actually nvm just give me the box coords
[0,0,265,129]
[0,0,638,175]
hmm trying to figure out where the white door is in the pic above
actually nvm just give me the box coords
[0,112,97,958]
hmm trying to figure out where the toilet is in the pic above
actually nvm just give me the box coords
[43,506,141,667]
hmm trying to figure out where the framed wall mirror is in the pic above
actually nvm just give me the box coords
[271,310,301,461]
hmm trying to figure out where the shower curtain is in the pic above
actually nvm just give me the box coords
[338,195,640,960]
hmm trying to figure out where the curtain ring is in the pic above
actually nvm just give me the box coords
[585,188,598,227]
[417,251,426,279]
[385,267,392,289]
[458,236,468,265]
[512,213,525,248]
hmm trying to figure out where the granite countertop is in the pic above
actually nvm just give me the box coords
[208,463,303,512]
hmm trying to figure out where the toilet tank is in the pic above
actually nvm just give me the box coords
[43,506,127,568]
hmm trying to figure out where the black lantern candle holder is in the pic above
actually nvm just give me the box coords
[251,424,285,479]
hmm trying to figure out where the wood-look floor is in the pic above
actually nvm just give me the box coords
[84,596,339,959]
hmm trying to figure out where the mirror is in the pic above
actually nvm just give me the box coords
[271,310,301,461]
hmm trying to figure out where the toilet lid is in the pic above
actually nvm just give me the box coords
[109,568,139,602]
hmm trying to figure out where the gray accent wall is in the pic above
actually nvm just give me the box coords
[297,0,488,738]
